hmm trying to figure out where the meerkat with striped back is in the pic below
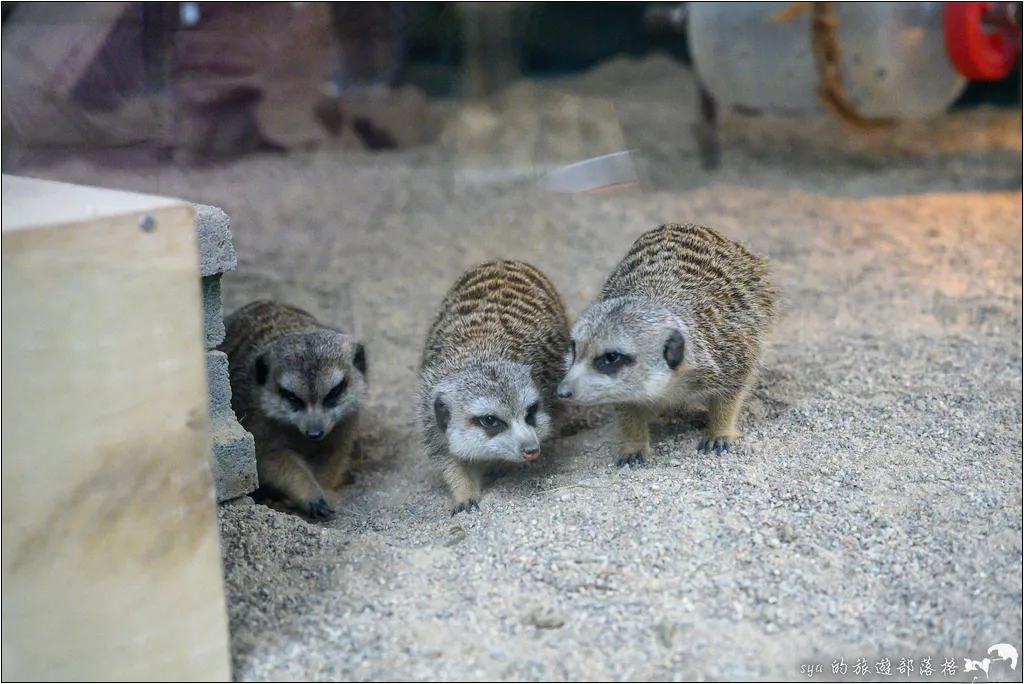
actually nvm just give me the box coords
[220,300,367,518]
[558,223,778,465]
[418,260,571,515]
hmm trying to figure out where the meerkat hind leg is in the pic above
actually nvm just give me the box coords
[444,461,483,515]
[259,449,334,519]
[699,389,748,454]
[616,405,652,467]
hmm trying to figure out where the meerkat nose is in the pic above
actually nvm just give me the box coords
[556,384,572,399]
[306,428,326,441]
[521,443,540,460]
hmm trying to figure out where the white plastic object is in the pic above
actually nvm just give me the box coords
[536,150,641,194]
[454,150,641,194]
[687,2,968,119]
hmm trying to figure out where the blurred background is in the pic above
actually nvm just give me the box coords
[1,1,1020,174]
[3,6,1022,681]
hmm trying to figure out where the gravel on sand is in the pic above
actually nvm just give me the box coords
[17,55,1022,682]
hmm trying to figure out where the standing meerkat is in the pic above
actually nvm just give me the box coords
[419,259,571,515]
[220,300,368,518]
[557,223,778,465]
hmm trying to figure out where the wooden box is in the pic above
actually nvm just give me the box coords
[1,175,231,681]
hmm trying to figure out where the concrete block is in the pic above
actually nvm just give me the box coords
[195,203,256,503]
[205,349,257,501]
[211,418,258,503]
[202,275,225,349]
[206,350,232,420]
[194,204,237,277]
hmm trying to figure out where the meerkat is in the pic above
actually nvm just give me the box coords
[418,259,571,515]
[557,223,778,466]
[220,300,368,518]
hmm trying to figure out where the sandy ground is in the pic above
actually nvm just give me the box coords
[13,57,1023,682]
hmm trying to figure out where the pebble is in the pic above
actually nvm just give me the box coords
[530,606,566,629]
[778,523,799,543]
[166,91,1019,683]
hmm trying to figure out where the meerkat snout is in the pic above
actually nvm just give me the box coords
[559,317,688,406]
[431,366,548,464]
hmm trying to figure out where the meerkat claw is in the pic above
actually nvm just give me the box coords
[697,436,732,454]
[306,497,335,519]
[617,452,647,468]
[452,499,480,516]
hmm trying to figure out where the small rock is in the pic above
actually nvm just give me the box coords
[443,526,467,547]
[669,459,681,467]
[530,605,565,629]
[778,522,799,543]
[766,537,781,549]
[656,618,676,648]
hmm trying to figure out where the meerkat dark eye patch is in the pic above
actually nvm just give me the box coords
[525,402,539,427]
[434,395,451,431]
[278,388,305,412]
[322,378,347,408]
[569,339,577,362]
[352,343,367,376]
[663,330,685,370]
[255,356,269,385]
[594,351,633,375]
[475,414,508,437]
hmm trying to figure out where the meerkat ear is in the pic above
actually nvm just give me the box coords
[352,342,367,376]
[663,329,685,370]
[433,395,451,431]
[254,355,269,385]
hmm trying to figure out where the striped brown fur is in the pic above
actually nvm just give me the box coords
[560,223,779,463]
[220,300,368,519]
[418,259,571,514]
[421,259,570,400]
[602,223,778,392]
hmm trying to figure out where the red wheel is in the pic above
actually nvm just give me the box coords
[944,1,1021,81]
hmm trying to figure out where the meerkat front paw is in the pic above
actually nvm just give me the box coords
[697,435,733,454]
[451,499,480,516]
[615,407,652,468]
[304,496,336,519]
[617,445,650,468]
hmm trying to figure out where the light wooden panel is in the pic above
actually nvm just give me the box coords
[1,175,232,682]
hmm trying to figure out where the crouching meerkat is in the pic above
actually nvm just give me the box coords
[220,300,368,518]
[558,223,778,466]
[418,260,571,515]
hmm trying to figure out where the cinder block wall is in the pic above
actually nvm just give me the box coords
[195,204,258,502]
